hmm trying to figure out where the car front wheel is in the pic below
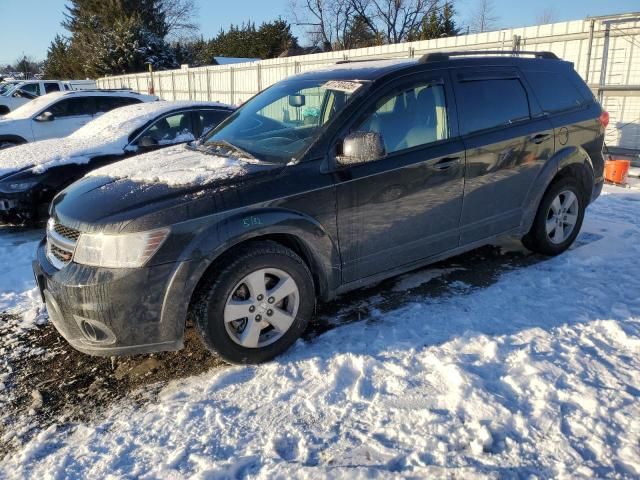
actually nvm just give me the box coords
[194,240,315,364]
[522,177,586,255]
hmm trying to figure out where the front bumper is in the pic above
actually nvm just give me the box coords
[0,191,35,221]
[33,240,194,356]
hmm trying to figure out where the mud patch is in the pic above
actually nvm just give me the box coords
[0,318,226,453]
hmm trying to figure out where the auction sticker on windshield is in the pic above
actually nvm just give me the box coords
[322,80,363,93]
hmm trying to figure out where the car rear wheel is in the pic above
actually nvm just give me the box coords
[522,177,586,255]
[194,240,315,364]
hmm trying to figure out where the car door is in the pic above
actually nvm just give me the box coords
[334,73,465,283]
[452,67,555,244]
[31,96,96,140]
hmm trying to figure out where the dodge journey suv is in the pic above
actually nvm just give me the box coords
[34,51,607,364]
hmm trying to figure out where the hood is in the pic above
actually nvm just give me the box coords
[52,145,285,231]
[0,137,127,180]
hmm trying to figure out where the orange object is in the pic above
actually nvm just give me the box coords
[604,159,631,185]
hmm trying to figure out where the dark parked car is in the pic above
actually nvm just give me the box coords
[34,51,607,364]
[0,100,233,222]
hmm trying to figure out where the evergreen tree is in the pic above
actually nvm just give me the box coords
[345,15,378,49]
[408,1,459,41]
[47,0,176,77]
[43,35,74,79]
[441,2,459,37]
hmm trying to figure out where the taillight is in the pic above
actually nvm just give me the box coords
[599,111,609,129]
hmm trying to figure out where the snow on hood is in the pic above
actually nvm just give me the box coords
[0,101,230,178]
[87,144,248,187]
[0,138,119,178]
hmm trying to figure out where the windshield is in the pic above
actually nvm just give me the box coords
[204,78,368,163]
[2,93,59,120]
[0,81,20,96]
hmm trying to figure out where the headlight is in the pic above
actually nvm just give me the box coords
[73,228,170,268]
[0,180,39,193]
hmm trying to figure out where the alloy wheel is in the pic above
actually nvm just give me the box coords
[223,268,300,348]
[545,190,579,244]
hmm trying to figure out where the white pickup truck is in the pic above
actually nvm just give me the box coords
[0,79,97,114]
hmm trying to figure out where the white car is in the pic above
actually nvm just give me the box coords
[0,90,158,149]
[0,80,98,114]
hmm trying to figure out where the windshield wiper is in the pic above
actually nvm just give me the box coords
[201,139,256,160]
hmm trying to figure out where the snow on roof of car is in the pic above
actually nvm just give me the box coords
[87,143,248,187]
[0,101,232,178]
[0,90,157,121]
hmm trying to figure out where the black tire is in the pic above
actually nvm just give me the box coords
[522,177,586,256]
[193,240,315,364]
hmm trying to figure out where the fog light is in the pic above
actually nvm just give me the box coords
[73,316,116,344]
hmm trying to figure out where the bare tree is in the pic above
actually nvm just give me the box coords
[350,0,439,44]
[160,0,199,39]
[290,0,355,50]
[536,7,557,25]
[468,0,499,33]
[292,0,440,48]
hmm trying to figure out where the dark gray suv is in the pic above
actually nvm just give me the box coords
[34,51,606,364]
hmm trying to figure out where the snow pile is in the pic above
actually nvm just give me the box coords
[87,144,249,187]
[0,227,43,317]
[0,101,227,178]
[0,186,638,478]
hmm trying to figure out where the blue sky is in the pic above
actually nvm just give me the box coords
[0,0,637,65]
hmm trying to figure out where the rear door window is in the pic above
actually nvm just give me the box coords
[44,82,61,94]
[94,96,142,114]
[48,97,96,118]
[524,71,588,114]
[456,77,530,135]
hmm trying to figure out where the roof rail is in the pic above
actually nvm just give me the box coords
[418,50,559,63]
[335,57,394,64]
[63,88,138,94]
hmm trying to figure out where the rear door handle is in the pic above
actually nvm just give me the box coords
[431,156,461,171]
[529,133,551,144]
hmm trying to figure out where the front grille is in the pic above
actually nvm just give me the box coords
[53,223,80,242]
[46,219,80,269]
[50,243,73,264]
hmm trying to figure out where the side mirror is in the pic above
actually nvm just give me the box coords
[289,94,305,107]
[35,111,55,122]
[337,131,385,166]
[138,135,159,148]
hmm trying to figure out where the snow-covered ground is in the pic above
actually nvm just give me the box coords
[1,185,639,479]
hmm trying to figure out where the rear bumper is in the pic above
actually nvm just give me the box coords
[33,240,194,356]
[591,176,604,203]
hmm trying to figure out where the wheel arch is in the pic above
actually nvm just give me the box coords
[174,207,341,327]
[521,145,595,234]
[0,134,28,146]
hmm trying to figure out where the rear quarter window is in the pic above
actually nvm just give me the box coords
[525,70,589,114]
[456,78,530,135]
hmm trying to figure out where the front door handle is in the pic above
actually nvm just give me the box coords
[529,133,551,144]
[431,156,461,171]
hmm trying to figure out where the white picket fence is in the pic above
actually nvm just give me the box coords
[98,12,640,150]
